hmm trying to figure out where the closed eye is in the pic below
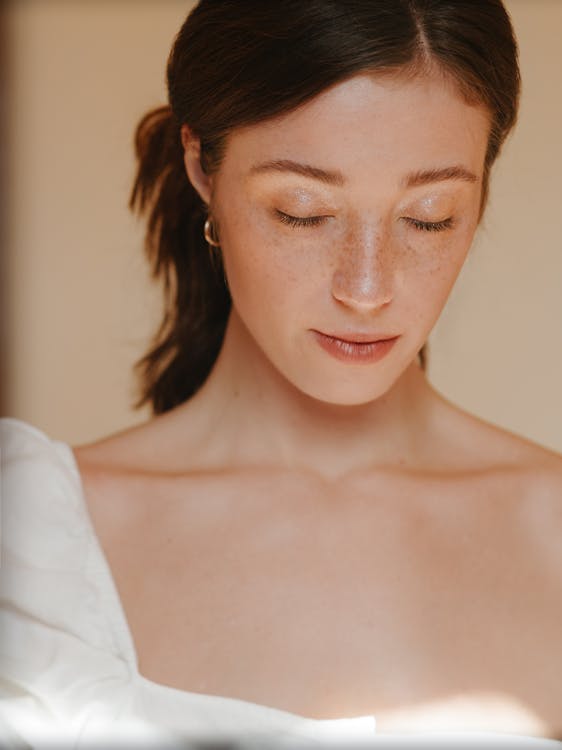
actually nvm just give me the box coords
[276,210,328,228]
[275,211,454,232]
[404,217,454,232]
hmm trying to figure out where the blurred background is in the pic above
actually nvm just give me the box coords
[2,0,561,451]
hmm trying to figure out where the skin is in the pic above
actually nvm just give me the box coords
[74,71,562,734]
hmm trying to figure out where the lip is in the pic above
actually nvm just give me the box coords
[316,331,399,344]
[311,330,400,364]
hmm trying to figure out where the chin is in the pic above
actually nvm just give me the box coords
[290,370,398,408]
[281,346,420,407]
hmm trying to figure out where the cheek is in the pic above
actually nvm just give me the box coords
[401,229,474,319]
[217,205,316,314]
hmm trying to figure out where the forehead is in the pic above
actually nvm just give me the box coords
[223,72,491,183]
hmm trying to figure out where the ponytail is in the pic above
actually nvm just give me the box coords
[129,106,231,415]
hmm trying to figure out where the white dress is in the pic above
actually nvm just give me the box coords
[0,418,560,748]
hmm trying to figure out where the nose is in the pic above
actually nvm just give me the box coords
[331,221,394,312]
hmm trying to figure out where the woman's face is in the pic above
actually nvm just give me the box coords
[205,72,490,405]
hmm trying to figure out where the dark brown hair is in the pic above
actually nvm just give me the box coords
[130,0,520,415]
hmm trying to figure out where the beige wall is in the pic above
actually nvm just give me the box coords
[4,0,562,452]
[4,1,193,443]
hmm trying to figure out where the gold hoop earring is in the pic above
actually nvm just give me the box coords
[204,217,221,247]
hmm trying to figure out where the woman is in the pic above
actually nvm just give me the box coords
[1,0,561,746]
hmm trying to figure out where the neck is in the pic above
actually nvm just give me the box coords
[180,311,437,481]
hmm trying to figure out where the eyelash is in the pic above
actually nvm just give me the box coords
[405,217,454,232]
[276,211,326,228]
[276,211,454,233]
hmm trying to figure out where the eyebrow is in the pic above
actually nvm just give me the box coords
[402,166,479,188]
[248,159,479,188]
[248,159,346,186]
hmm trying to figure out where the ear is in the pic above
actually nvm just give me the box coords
[181,124,213,206]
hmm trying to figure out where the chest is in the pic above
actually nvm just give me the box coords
[90,472,562,733]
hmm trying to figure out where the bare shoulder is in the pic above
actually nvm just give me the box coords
[431,388,562,547]
[428,394,562,675]
[430,385,562,474]
[70,408,196,532]
[72,406,190,470]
